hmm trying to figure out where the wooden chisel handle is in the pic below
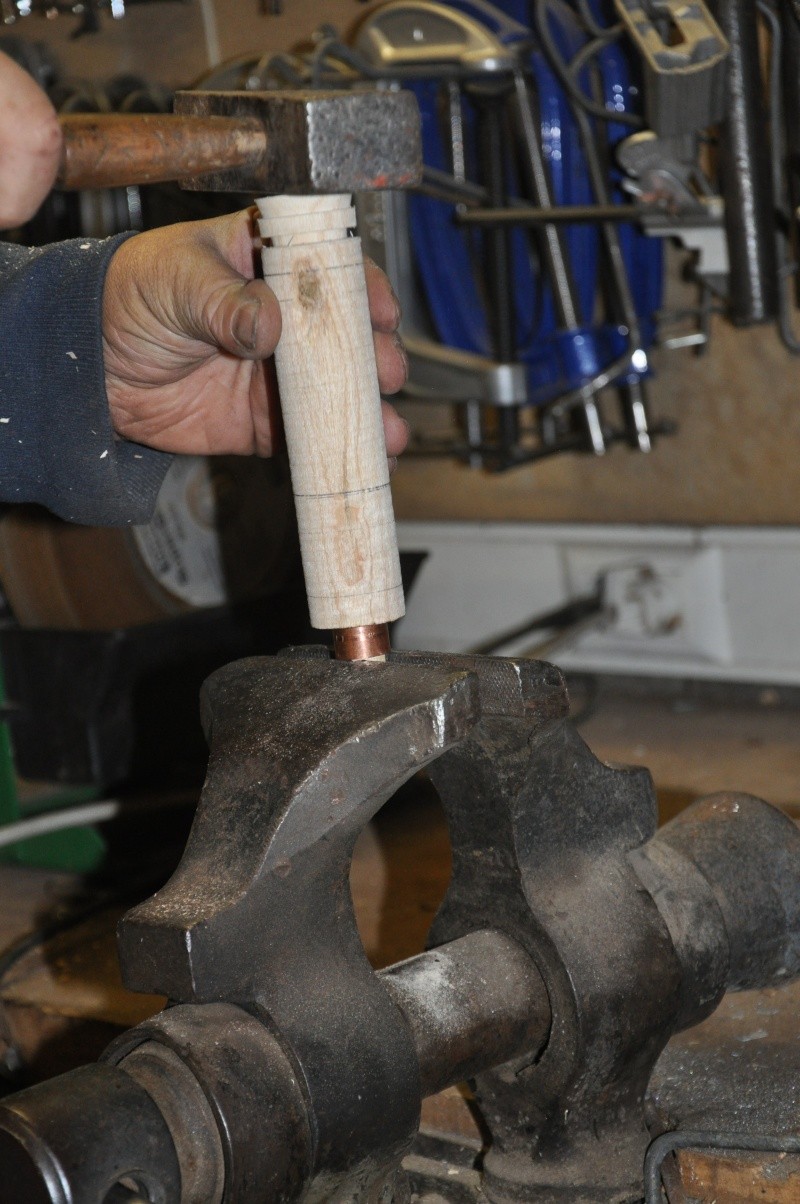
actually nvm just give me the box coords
[57,113,266,191]
[256,194,405,657]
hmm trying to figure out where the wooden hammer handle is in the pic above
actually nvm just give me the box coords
[257,194,405,637]
[57,113,266,191]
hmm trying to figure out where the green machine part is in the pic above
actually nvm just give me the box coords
[0,663,106,873]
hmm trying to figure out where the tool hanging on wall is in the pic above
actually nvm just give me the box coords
[129,0,680,470]
[351,0,670,468]
[0,0,181,38]
[333,0,800,461]
[7,0,796,472]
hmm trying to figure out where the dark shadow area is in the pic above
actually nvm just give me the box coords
[351,773,451,971]
[0,590,311,789]
[0,798,196,1092]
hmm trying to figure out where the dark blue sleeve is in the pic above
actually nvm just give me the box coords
[0,234,172,526]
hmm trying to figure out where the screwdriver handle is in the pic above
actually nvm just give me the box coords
[256,194,405,637]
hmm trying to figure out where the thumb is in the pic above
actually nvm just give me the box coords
[185,270,281,361]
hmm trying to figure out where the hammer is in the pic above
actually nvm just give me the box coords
[58,89,422,661]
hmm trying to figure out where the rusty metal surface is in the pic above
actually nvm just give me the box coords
[107,1003,314,1204]
[120,1041,225,1204]
[175,88,422,194]
[120,655,479,1200]
[381,929,550,1098]
[650,978,800,1139]
[57,113,266,191]
[3,651,800,1202]
[652,793,800,991]
[0,1063,182,1204]
[645,959,800,1202]
[419,658,670,1203]
[391,653,800,1202]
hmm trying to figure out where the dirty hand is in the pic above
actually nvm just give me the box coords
[0,50,62,229]
[103,209,410,462]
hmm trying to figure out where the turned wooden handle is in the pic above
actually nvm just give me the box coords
[57,114,266,191]
[257,194,405,633]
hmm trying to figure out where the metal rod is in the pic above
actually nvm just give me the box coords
[511,71,581,330]
[455,202,649,225]
[566,91,651,451]
[713,0,779,324]
[473,86,519,459]
[380,930,551,1097]
[467,591,604,657]
[509,69,606,454]
[644,1130,800,1204]
[447,82,485,468]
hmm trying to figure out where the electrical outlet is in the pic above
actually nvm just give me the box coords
[396,522,800,683]
[602,564,685,640]
[563,545,732,665]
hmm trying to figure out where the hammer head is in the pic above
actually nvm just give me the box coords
[174,88,422,194]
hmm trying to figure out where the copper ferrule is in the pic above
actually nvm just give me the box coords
[333,624,391,662]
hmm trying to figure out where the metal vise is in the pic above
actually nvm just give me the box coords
[1,650,799,1203]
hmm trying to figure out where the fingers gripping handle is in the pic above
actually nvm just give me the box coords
[257,194,405,634]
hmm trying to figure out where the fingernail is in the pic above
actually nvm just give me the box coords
[393,331,409,378]
[233,299,261,352]
[388,456,398,475]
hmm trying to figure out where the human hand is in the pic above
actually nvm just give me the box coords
[0,50,62,229]
[103,209,410,463]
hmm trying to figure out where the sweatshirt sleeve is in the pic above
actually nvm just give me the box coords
[0,234,172,526]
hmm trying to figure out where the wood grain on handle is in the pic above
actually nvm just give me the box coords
[257,194,405,633]
[57,114,266,191]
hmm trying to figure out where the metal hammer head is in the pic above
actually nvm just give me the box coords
[174,88,422,194]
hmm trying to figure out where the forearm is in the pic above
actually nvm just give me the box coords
[0,236,172,526]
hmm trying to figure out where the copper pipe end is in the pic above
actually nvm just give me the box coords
[333,624,391,662]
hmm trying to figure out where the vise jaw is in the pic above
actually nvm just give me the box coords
[1,651,800,1204]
